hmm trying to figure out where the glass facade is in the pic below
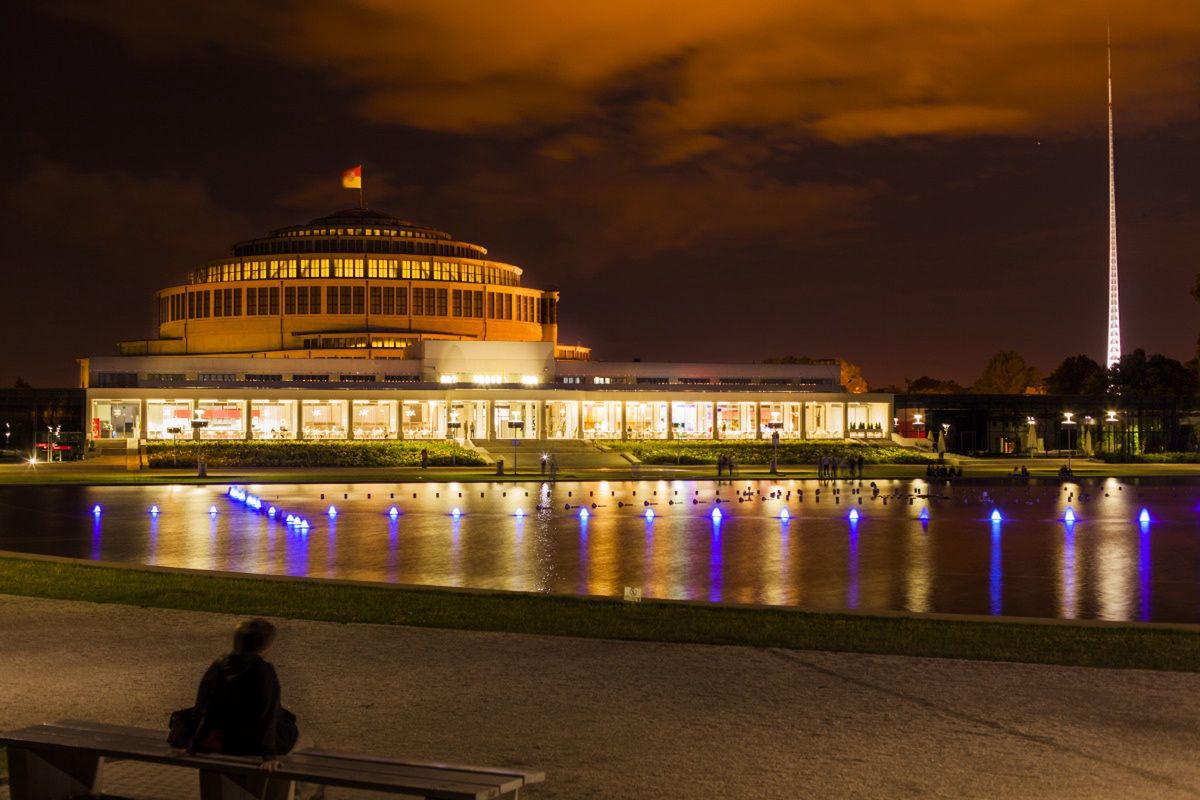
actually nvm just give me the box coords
[403,400,446,439]
[91,400,141,439]
[582,401,621,439]
[671,401,713,439]
[448,400,488,440]
[302,400,348,439]
[197,400,246,440]
[626,401,668,439]
[493,400,538,440]
[806,401,845,439]
[546,400,579,439]
[146,399,192,440]
[717,402,756,439]
[352,400,398,439]
[251,400,296,439]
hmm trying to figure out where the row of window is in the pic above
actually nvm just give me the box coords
[100,370,837,388]
[159,286,544,323]
[561,376,837,386]
[278,227,442,239]
[191,258,519,286]
[231,238,487,261]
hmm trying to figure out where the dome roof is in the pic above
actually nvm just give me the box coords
[266,207,455,242]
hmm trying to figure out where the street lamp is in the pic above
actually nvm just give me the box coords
[1026,416,1037,455]
[1062,412,1077,471]
[913,413,924,438]
[941,422,950,458]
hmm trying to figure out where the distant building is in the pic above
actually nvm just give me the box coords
[82,207,892,444]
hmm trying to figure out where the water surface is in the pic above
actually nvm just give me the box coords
[1,478,1196,622]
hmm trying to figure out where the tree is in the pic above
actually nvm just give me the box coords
[906,375,964,394]
[1110,349,1196,399]
[972,351,1042,394]
[13,377,30,388]
[840,361,869,393]
[1045,354,1107,395]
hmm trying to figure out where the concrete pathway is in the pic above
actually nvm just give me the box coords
[1,595,1199,799]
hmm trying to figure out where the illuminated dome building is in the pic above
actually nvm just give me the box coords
[83,208,891,445]
[124,207,572,359]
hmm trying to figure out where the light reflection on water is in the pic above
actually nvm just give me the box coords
[3,478,1200,622]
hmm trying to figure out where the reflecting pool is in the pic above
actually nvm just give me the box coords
[2,478,1198,622]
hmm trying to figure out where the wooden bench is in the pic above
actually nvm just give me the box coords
[1,719,544,799]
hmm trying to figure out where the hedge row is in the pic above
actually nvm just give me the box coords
[598,440,931,465]
[145,440,487,468]
[1098,452,1200,464]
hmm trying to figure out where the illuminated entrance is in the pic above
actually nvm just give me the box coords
[449,400,488,440]
[494,400,538,439]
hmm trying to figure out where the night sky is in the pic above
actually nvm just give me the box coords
[3,1,1199,389]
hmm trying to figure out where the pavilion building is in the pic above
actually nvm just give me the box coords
[82,208,892,445]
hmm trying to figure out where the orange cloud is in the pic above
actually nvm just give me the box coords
[54,0,1200,156]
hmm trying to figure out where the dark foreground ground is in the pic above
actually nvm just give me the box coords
[2,596,1199,799]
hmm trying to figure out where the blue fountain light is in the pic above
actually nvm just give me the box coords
[209,505,218,516]
[267,506,277,517]
[1139,508,1151,525]
[149,505,159,515]
[579,507,589,520]
[711,506,723,522]
[645,507,654,520]
[849,508,860,522]
[327,505,338,518]
[451,507,461,518]
[299,519,309,531]
[780,508,790,521]
[92,505,101,516]
[990,508,1002,523]
[919,507,929,521]
[389,506,399,519]
[515,507,524,518]
[1064,507,1077,524]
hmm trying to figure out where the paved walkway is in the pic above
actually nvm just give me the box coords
[2,595,1199,799]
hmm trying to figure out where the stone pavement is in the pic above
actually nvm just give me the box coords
[2,594,1200,799]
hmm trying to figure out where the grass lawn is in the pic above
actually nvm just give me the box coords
[1,555,1198,673]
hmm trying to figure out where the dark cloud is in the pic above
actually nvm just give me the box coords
[2,1,1198,388]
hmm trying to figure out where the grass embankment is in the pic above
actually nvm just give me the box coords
[1,555,1198,672]
[602,440,931,466]
[145,440,486,468]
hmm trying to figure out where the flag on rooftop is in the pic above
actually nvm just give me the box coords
[341,165,362,189]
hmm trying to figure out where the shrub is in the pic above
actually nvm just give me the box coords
[596,440,931,465]
[1098,452,1200,464]
[144,440,486,468]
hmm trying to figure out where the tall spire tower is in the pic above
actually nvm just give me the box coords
[1105,25,1122,368]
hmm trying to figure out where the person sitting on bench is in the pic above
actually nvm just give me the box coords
[191,619,323,799]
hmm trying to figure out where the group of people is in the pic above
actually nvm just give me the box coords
[540,453,560,479]
[716,453,738,477]
[1009,465,1031,477]
[818,455,865,479]
[926,463,964,478]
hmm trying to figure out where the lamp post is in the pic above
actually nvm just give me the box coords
[941,422,950,459]
[1026,416,1037,455]
[913,413,924,439]
[1062,411,1077,470]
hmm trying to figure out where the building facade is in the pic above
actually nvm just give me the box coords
[84,208,891,444]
